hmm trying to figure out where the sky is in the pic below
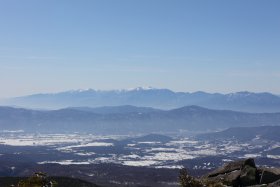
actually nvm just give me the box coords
[0,0,280,98]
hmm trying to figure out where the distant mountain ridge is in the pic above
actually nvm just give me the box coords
[197,126,280,141]
[1,87,280,112]
[68,105,160,114]
[1,105,280,134]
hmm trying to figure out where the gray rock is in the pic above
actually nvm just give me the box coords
[259,168,280,184]
[267,179,280,187]
[204,158,257,186]
[207,158,256,178]
[203,159,280,187]
[206,170,241,186]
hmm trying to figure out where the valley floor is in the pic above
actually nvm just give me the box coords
[0,132,280,186]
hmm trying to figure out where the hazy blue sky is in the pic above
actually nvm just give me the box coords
[0,0,279,97]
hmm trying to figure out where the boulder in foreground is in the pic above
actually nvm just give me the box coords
[202,158,280,187]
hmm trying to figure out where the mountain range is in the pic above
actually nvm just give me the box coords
[197,125,280,141]
[1,87,280,112]
[1,105,280,134]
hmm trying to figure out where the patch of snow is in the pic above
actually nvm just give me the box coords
[267,155,280,159]
[75,152,96,156]
[243,154,261,158]
[58,142,114,150]
[127,144,136,147]
[144,152,195,161]
[222,159,233,162]
[155,165,184,169]
[223,145,242,153]
[120,154,141,159]
[122,160,158,167]
[138,141,161,144]
[189,149,217,156]
[147,148,177,152]
[38,160,91,165]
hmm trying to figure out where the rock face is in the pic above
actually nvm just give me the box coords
[258,167,280,184]
[268,179,280,187]
[203,158,280,187]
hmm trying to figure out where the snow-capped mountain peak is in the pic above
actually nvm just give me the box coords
[126,86,156,91]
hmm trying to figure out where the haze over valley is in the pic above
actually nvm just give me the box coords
[2,87,280,113]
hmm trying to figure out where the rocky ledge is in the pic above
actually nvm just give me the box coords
[202,158,280,187]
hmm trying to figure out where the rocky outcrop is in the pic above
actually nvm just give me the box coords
[258,167,280,184]
[203,158,280,187]
[268,179,280,187]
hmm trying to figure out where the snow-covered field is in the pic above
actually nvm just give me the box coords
[0,132,279,170]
